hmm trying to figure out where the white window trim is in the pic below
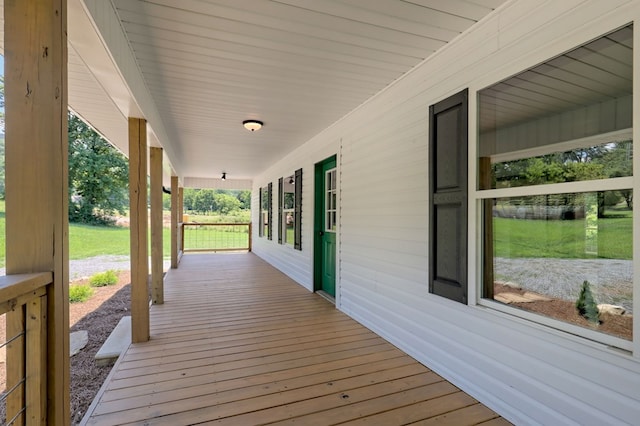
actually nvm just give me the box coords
[468,28,638,355]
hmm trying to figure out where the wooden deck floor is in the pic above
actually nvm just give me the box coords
[82,253,508,425]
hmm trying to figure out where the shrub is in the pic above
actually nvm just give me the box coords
[69,284,94,303]
[89,270,119,287]
[576,280,600,324]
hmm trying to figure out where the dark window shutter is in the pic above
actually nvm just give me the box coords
[294,168,303,250]
[429,89,468,304]
[267,182,273,241]
[258,187,263,238]
[278,177,283,244]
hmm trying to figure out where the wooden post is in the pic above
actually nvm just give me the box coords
[129,118,150,343]
[179,187,184,252]
[479,157,494,299]
[171,176,179,268]
[150,147,163,305]
[5,0,70,423]
[26,295,48,424]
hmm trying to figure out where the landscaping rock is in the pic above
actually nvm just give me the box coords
[598,304,626,316]
[70,330,88,357]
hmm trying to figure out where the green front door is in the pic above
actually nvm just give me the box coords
[314,156,337,297]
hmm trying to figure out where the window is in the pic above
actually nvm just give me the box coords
[477,25,633,346]
[278,169,303,249]
[326,168,337,232]
[259,184,272,239]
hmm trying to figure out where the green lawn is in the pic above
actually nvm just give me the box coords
[0,201,174,267]
[494,215,632,260]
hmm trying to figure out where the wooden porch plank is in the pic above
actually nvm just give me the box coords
[104,342,395,390]
[407,403,501,425]
[477,417,515,425]
[117,373,448,425]
[338,391,479,425]
[93,356,419,415]
[112,336,387,379]
[206,380,457,426]
[99,350,407,404]
[118,330,379,370]
[93,365,435,424]
[82,253,508,426]
[121,324,369,361]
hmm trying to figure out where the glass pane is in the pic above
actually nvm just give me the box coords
[284,211,294,245]
[330,170,337,190]
[261,186,269,210]
[486,190,632,340]
[478,25,633,190]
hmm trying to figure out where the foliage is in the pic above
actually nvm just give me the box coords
[182,188,250,215]
[493,141,633,211]
[236,190,251,209]
[68,113,129,224]
[89,270,119,287]
[575,280,600,324]
[69,284,94,303]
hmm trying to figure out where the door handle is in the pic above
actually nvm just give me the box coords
[319,231,324,236]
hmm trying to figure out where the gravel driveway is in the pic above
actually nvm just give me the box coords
[0,255,171,281]
[495,257,633,313]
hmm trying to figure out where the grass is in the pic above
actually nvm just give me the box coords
[494,215,632,260]
[0,201,175,267]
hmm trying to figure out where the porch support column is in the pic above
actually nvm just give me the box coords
[129,118,150,343]
[171,176,179,268]
[4,0,70,423]
[150,147,163,304]
[179,187,184,252]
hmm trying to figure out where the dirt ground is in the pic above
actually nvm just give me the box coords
[494,283,632,340]
[0,272,132,425]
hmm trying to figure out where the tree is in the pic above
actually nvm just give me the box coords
[68,113,129,224]
[236,190,251,209]
[194,189,216,214]
[213,193,241,214]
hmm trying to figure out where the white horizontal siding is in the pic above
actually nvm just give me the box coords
[254,0,640,424]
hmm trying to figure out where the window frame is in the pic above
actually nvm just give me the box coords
[259,184,272,239]
[471,25,636,352]
[278,169,303,250]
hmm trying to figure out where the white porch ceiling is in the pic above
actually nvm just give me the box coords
[4,0,508,186]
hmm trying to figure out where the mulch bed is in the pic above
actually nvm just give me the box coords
[70,273,132,424]
[494,283,633,340]
[0,272,132,425]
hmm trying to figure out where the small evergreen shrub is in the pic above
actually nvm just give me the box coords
[89,270,119,287]
[69,284,94,303]
[576,280,600,324]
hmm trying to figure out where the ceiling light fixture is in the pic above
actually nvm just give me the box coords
[221,172,226,181]
[243,120,263,131]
